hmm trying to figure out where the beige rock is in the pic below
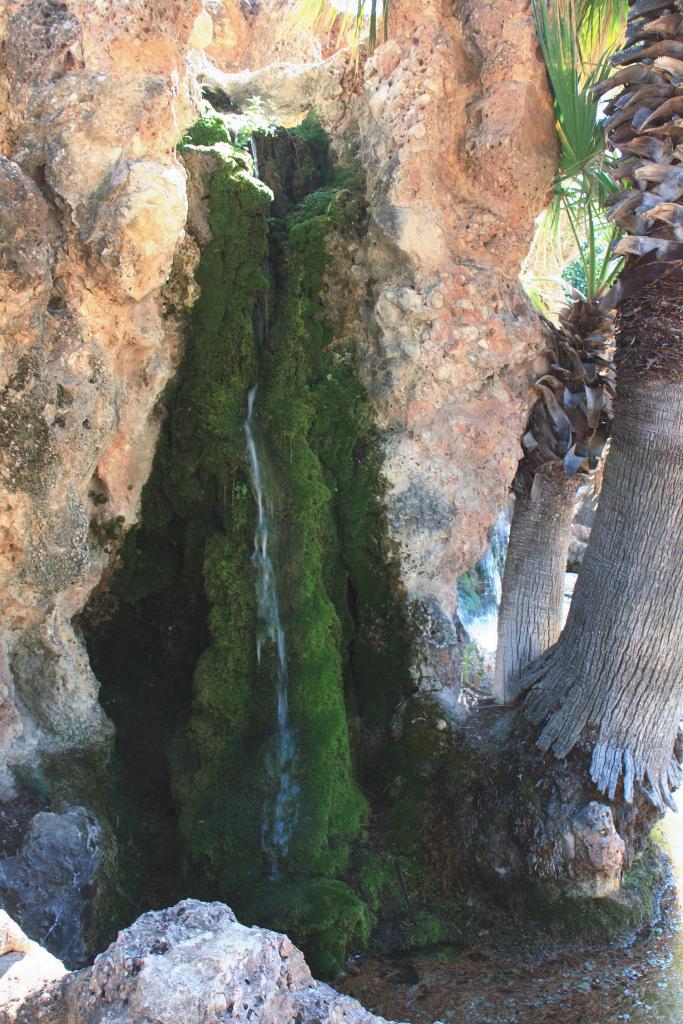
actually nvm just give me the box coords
[348,0,555,683]
[84,159,188,301]
[0,911,31,956]
[190,9,214,50]
[0,913,66,1024]
[204,0,249,68]
[0,0,205,796]
[567,802,627,898]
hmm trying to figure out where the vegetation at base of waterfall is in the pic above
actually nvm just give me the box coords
[461,642,486,688]
[82,111,422,978]
[343,697,669,965]
[341,838,674,1024]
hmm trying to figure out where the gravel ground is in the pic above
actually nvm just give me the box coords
[341,819,683,1024]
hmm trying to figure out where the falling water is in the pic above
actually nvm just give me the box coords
[249,137,259,178]
[458,509,581,672]
[244,387,299,877]
[457,510,510,666]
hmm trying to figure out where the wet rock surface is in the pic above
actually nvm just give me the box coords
[0,806,104,968]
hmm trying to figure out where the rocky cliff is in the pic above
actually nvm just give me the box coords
[203,0,557,684]
[0,0,206,801]
[0,0,556,979]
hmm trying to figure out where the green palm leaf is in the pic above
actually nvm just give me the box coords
[290,0,386,54]
[531,0,627,301]
[576,0,627,64]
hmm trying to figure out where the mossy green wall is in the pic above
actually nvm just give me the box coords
[86,116,416,978]
[82,115,664,978]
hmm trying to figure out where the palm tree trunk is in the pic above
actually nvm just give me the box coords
[523,281,683,812]
[493,472,579,705]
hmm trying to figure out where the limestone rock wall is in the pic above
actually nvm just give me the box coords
[0,0,207,797]
[0,0,555,798]
[351,0,556,686]
[211,0,556,687]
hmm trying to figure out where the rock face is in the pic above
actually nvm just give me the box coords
[0,0,206,796]
[0,0,210,960]
[13,900,393,1024]
[351,0,556,684]
[208,0,556,686]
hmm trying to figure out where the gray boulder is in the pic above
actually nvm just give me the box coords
[14,899,397,1023]
[0,806,103,968]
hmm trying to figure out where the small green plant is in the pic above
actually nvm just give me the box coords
[234,97,279,149]
[462,641,485,687]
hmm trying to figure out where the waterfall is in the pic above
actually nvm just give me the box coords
[249,137,259,179]
[244,389,299,877]
[457,510,510,667]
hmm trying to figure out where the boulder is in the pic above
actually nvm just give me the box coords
[0,806,104,968]
[13,899,395,1023]
[0,911,66,1024]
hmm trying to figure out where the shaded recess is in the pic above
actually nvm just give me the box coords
[82,112,416,976]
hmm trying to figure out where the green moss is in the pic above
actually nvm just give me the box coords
[179,115,231,148]
[82,118,421,978]
[521,839,666,941]
[250,877,371,978]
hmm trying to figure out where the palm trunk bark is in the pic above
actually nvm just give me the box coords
[523,281,683,812]
[493,472,579,705]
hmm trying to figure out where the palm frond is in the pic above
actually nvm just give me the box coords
[289,0,387,55]
[576,0,627,66]
[531,0,627,301]
[534,0,610,181]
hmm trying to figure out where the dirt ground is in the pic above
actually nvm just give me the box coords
[340,885,682,1024]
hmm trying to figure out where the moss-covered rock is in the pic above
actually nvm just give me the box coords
[85,116,417,978]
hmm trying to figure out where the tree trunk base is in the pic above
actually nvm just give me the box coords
[475,708,663,899]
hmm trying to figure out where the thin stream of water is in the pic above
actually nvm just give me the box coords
[243,134,299,876]
[244,386,299,876]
